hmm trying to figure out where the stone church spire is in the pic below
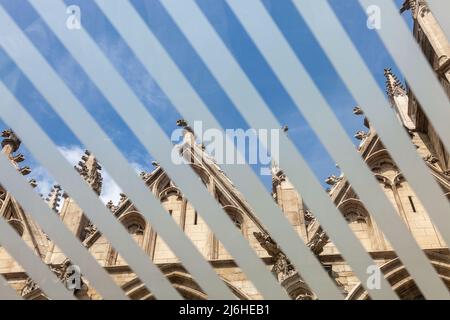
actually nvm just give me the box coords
[384,68,415,130]
[384,68,407,101]
[75,150,103,195]
[400,0,428,18]
[401,0,450,82]
[176,119,197,164]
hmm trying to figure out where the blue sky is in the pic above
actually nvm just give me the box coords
[0,0,409,203]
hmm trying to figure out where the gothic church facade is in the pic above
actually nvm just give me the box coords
[0,0,450,300]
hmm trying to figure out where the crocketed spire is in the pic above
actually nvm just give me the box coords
[75,150,103,195]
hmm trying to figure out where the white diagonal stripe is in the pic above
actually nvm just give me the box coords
[418,1,450,52]
[23,0,288,299]
[0,5,233,301]
[291,0,450,299]
[0,19,232,300]
[0,276,22,300]
[359,0,450,166]
[0,80,181,300]
[96,0,349,300]
[0,119,128,300]
[161,0,400,300]
[225,0,449,299]
[0,211,75,300]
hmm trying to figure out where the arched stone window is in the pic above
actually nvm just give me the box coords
[216,206,245,260]
[122,213,146,247]
[127,222,145,246]
[345,211,367,224]
[338,199,375,251]
[223,206,244,231]
[108,212,147,265]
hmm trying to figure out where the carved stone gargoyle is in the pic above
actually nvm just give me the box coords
[325,175,342,186]
[254,232,296,282]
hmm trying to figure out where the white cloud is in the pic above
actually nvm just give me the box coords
[58,145,84,166]
[99,170,122,204]
[30,165,55,200]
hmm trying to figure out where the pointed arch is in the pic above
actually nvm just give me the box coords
[222,205,244,231]
[121,265,250,300]
[337,199,381,251]
[346,251,450,300]
[107,211,147,265]
[159,186,183,202]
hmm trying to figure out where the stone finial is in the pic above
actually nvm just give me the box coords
[11,153,25,163]
[400,0,429,17]
[271,160,286,186]
[151,161,160,167]
[28,179,38,188]
[352,106,363,115]
[423,154,439,165]
[254,232,297,282]
[46,184,62,212]
[106,200,118,212]
[118,193,127,206]
[281,125,289,133]
[400,0,413,13]
[354,130,368,141]
[176,119,188,127]
[307,229,328,255]
[21,278,38,297]
[254,232,281,257]
[384,68,407,100]
[83,222,97,238]
[75,150,103,195]
[1,129,21,155]
[325,175,342,186]
[19,166,31,176]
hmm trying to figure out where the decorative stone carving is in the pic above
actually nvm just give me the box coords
[118,193,127,205]
[106,200,118,212]
[353,106,363,115]
[304,209,315,225]
[45,185,62,212]
[28,179,38,188]
[83,222,97,239]
[151,161,160,167]
[11,153,25,163]
[140,171,151,181]
[271,164,286,187]
[21,278,38,296]
[384,68,407,99]
[75,150,103,195]
[423,154,439,165]
[19,166,31,176]
[354,131,368,141]
[253,232,296,282]
[176,119,188,127]
[325,175,342,186]
[1,129,21,154]
[307,229,329,255]
[400,0,430,18]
